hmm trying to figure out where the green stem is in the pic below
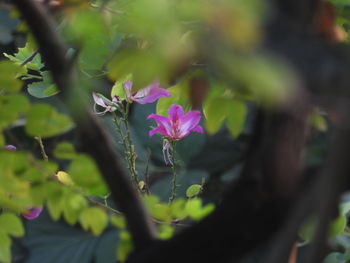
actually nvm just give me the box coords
[34,136,48,161]
[122,103,139,185]
[86,196,122,215]
[112,104,140,190]
[169,141,177,203]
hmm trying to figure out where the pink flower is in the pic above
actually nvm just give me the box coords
[123,80,171,104]
[92,92,120,115]
[147,104,204,141]
[22,206,43,220]
[5,145,17,151]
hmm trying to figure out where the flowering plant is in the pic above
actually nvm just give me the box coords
[147,104,204,141]
[147,104,204,202]
[123,80,171,104]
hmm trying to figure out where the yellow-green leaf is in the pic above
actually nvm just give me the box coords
[0,213,24,237]
[53,141,77,160]
[0,241,11,263]
[117,231,133,263]
[0,94,30,129]
[25,104,73,138]
[80,207,108,236]
[110,215,126,229]
[204,96,246,137]
[111,74,132,99]
[0,60,23,93]
[186,184,202,198]
[68,154,108,196]
[226,100,247,138]
[156,81,189,116]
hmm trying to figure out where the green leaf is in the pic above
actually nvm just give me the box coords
[47,196,63,221]
[329,215,347,237]
[53,141,77,160]
[323,252,346,263]
[226,100,247,137]
[186,184,202,198]
[158,224,174,240]
[64,10,110,72]
[329,0,350,5]
[111,74,132,100]
[203,97,226,134]
[225,54,293,105]
[0,241,11,263]
[25,104,74,138]
[0,213,24,237]
[156,80,189,116]
[204,96,247,137]
[0,94,30,129]
[68,154,108,196]
[3,42,43,71]
[143,194,160,207]
[170,198,188,219]
[108,48,168,90]
[117,231,133,263]
[150,203,172,222]
[185,198,215,221]
[0,231,11,247]
[46,183,64,221]
[110,215,126,229]
[0,231,11,263]
[299,215,347,241]
[62,192,88,225]
[0,60,23,93]
[143,195,172,222]
[310,111,327,132]
[30,183,48,205]
[340,201,350,215]
[18,160,58,183]
[27,80,58,98]
[80,207,108,236]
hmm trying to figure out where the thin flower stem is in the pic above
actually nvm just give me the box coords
[86,196,122,215]
[122,103,139,184]
[34,136,48,161]
[169,141,177,203]
[112,106,140,190]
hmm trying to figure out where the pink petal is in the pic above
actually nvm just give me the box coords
[177,110,202,137]
[132,81,171,104]
[22,206,43,220]
[149,126,169,137]
[123,81,133,100]
[147,114,172,138]
[168,104,184,123]
[93,104,110,116]
[192,125,204,133]
[92,93,107,108]
[5,145,16,151]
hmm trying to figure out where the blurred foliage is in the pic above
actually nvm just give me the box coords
[0,0,349,262]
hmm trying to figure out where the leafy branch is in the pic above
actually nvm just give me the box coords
[13,0,156,250]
